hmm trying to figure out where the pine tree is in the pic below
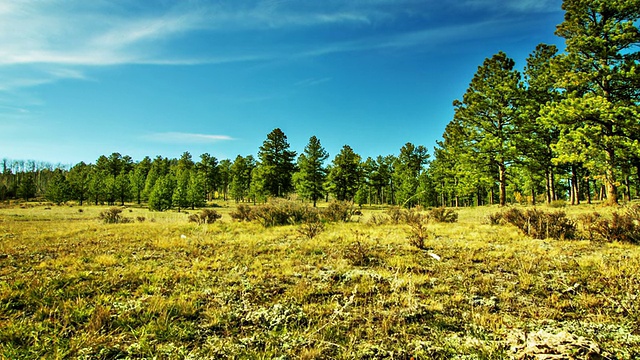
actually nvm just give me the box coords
[295,136,329,207]
[257,128,297,198]
[327,145,362,202]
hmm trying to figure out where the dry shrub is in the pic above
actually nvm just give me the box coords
[405,211,432,249]
[136,216,146,223]
[251,200,317,227]
[230,204,253,222]
[297,220,325,240]
[427,207,458,223]
[581,205,640,244]
[487,212,504,225]
[497,208,576,240]
[189,209,222,225]
[99,207,129,224]
[367,214,389,226]
[321,201,356,222]
[344,231,378,266]
[385,206,405,224]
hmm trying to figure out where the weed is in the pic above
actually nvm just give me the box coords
[406,211,432,249]
[343,231,378,266]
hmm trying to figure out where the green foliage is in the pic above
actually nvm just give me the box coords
[148,176,174,211]
[327,145,362,202]
[17,174,36,201]
[393,142,429,208]
[45,169,70,205]
[294,136,329,207]
[495,208,577,240]
[256,128,297,198]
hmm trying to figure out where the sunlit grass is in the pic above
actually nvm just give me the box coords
[0,201,639,358]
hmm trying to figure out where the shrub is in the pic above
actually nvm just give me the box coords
[487,212,504,225]
[251,200,317,227]
[344,231,378,266]
[230,204,253,222]
[385,206,405,224]
[321,201,356,222]
[189,209,222,224]
[99,207,128,224]
[136,216,146,223]
[549,200,567,208]
[297,220,325,240]
[499,208,576,240]
[405,211,432,249]
[581,205,640,244]
[427,207,458,223]
[367,214,389,226]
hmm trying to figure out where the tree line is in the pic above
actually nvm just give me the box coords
[1,0,638,209]
[0,129,430,210]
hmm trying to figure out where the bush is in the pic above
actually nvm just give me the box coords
[581,205,640,244]
[297,220,325,240]
[188,209,222,224]
[230,204,253,222]
[549,200,567,208]
[427,207,458,223]
[367,214,389,226]
[321,201,356,222]
[385,206,405,224]
[251,200,317,227]
[405,211,432,249]
[496,208,576,240]
[344,231,378,266]
[99,207,130,224]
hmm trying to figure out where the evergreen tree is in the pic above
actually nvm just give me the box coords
[257,128,297,197]
[45,169,69,205]
[452,51,522,206]
[295,136,329,207]
[67,162,91,205]
[542,0,640,204]
[230,155,255,202]
[186,171,206,209]
[197,153,219,201]
[17,173,36,201]
[393,143,429,208]
[149,175,174,211]
[327,145,362,201]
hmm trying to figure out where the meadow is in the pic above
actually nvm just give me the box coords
[0,201,639,359]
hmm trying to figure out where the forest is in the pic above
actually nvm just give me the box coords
[1,0,639,210]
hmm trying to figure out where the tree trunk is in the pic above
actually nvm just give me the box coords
[604,147,618,205]
[586,179,592,204]
[498,162,506,206]
[545,169,552,204]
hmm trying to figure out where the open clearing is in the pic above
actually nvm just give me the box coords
[1,203,639,359]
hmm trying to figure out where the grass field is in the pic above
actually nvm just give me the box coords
[1,202,639,359]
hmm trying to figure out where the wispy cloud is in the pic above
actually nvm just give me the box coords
[144,132,235,144]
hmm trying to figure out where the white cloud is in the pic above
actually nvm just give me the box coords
[144,132,235,144]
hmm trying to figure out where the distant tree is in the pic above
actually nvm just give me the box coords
[218,159,232,201]
[294,136,329,207]
[197,153,219,201]
[172,169,190,210]
[186,171,206,209]
[114,171,130,206]
[393,143,429,208]
[327,145,362,201]
[67,162,91,205]
[230,155,255,202]
[17,173,37,201]
[45,169,70,205]
[257,128,297,197]
[148,175,174,211]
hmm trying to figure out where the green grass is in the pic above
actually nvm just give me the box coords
[0,202,639,358]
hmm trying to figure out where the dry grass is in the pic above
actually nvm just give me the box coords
[0,202,639,358]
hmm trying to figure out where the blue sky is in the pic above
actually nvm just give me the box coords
[0,0,565,166]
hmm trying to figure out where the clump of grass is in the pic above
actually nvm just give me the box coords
[493,207,576,240]
[549,200,567,208]
[188,209,222,224]
[367,213,389,225]
[427,207,458,223]
[99,207,132,224]
[136,216,146,223]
